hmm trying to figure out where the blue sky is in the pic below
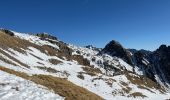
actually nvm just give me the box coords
[0,0,170,51]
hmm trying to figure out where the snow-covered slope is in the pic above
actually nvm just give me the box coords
[0,70,64,100]
[0,29,170,100]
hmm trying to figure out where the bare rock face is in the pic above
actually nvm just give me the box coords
[133,50,156,82]
[153,45,170,84]
[35,33,73,59]
[35,33,57,40]
[85,45,102,52]
[132,45,170,86]
[100,40,133,65]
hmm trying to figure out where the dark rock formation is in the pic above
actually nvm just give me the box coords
[35,33,73,59]
[132,45,170,85]
[0,29,14,36]
[100,40,133,65]
[35,33,57,40]
[85,45,102,52]
[152,45,170,84]
[133,51,156,82]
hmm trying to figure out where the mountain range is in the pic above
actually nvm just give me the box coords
[0,29,169,100]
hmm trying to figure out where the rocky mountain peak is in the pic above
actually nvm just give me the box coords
[101,40,133,65]
[158,44,167,51]
[101,40,124,55]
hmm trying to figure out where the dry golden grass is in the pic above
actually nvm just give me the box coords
[120,81,128,86]
[128,92,147,98]
[122,87,132,94]
[72,55,90,66]
[0,48,30,68]
[0,31,98,68]
[48,59,62,65]
[82,66,102,76]
[36,66,60,73]
[0,55,18,66]
[41,45,59,56]
[0,31,34,53]
[92,77,116,88]
[0,31,78,65]
[119,81,132,94]
[0,31,65,68]
[125,72,166,93]
[0,31,60,56]
[0,66,103,100]
[137,85,155,93]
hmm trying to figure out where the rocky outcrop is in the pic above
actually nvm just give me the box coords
[101,40,170,86]
[35,33,57,40]
[35,33,73,59]
[72,55,90,66]
[85,45,101,52]
[133,51,156,82]
[57,42,73,59]
[152,45,170,84]
[100,40,133,65]
[132,45,170,86]
[98,40,168,87]
[0,29,14,36]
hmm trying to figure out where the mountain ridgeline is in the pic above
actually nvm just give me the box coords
[0,29,170,100]
[33,31,170,86]
[101,40,170,87]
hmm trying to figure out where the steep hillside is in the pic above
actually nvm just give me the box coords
[132,45,170,88]
[0,29,170,100]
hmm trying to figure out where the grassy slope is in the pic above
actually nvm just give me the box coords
[0,66,103,100]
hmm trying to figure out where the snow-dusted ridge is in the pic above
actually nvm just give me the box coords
[12,30,60,49]
[0,30,170,100]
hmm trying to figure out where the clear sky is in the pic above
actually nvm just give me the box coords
[0,0,170,51]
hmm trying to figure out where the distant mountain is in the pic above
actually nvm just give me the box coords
[0,29,169,100]
[128,45,170,87]
[128,49,151,55]
[85,45,102,52]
